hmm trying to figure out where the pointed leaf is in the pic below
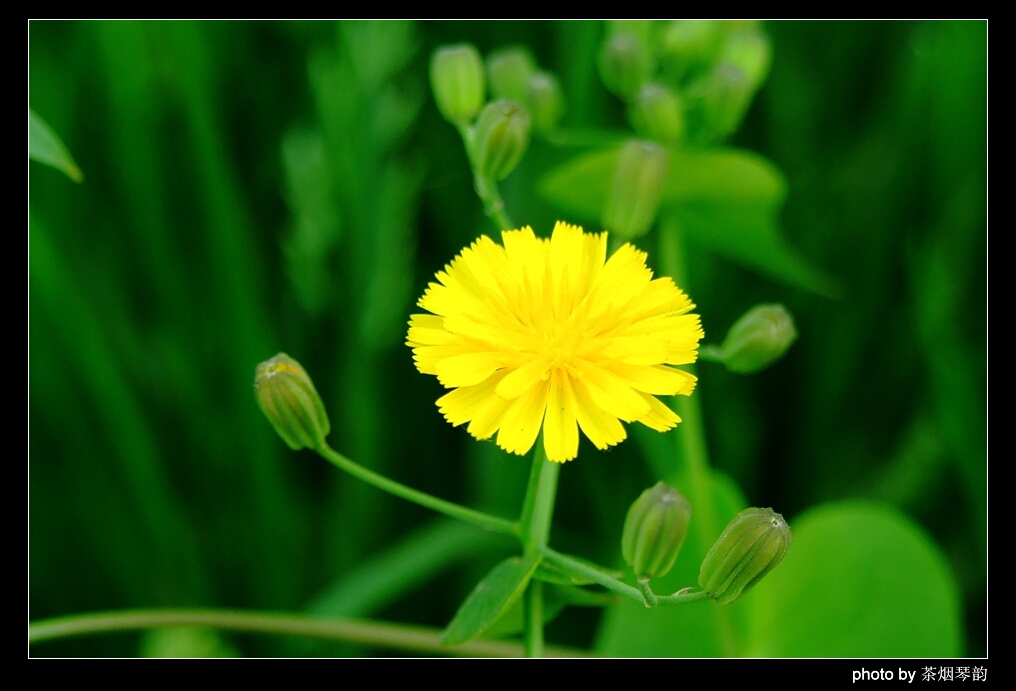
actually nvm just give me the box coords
[29,109,83,183]
[442,554,541,645]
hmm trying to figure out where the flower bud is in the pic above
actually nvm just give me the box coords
[622,482,692,581]
[487,47,536,105]
[719,26,771,92]
[472,99,531,181]
[699,62,753,140]
[527,72,564,137]
[430,44,486,124]
[599,33,652,102]
[658,20,722,81]
[717,304,797,374]
[254,353,331,451]
[601,140,669,240]
[628,83,685,145]
[698,507,792,604]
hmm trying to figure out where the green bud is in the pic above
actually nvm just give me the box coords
[658,20,722,81]
[599,33,652,102]
[699,62,753,140]
[699,507,792,604]
[628,83,685,145]
[472,99,531,181]
[430,44,486,124]
[527,72,564,137]
[487,47,537,105]
[601,140,669,240]
[622,482,692,581]
[254,353,331,451]
[717,304,797,374]
[720,27,771,92]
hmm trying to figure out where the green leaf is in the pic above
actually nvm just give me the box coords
[539,146,837,296]
[441,554,541,645]
[743,501,962,657]
[29,109,83,183]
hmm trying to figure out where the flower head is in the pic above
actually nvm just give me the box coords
[407,222,702,462]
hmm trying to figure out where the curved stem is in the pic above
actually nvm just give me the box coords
[455,122,515,231]
[539,548,645,605]
[28,609,588,658]
[317,443,519,539]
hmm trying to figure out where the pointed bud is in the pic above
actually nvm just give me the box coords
[430,44,486,124]
[602,140,669,240]
[472,99,531,181]
[699,507,792,604]
[527,72,565,137]
[629,83,685,145]
[720,27,771,91]
[622,482,692,581]
[699,62,753,140]
[487,47,537,105]
[717,304,797,374]
[659,20,723,81]
[599,33,652,102]
[254,353,331,451]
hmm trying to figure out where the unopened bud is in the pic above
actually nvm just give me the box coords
[699,62,753,140]
[659,20,722,80]
[629,83,685,145]
[527,72,565,137]
[622,482,692,581]
[720,28,771,92]
[717,304,797,374]
[254,353,331,451]
[487,47,537,105]
[601,140,669,240]
[472,99,531,181]
[430,44,486,124]
[699,507,792,604]
[599,33,652,102]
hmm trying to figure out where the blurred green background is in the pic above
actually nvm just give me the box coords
[29,20,986,657]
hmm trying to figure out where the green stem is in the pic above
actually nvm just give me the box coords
[658,215,738,656]
[540,548,644,605]
[523,580,545,658]
[28,609,588,658]
[317,443,519,538]
[518,442,558,657]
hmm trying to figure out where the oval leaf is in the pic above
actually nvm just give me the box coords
[442,554,541,645]
[743,501,962,657]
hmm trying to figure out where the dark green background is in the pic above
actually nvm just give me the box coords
[29,20,986,656]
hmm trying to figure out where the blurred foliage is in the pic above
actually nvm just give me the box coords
[29,20,985,657]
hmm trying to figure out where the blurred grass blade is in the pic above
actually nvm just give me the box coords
[29,109,83,182]
[442,554,541,645]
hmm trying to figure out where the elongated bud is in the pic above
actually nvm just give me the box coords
[700,62,753,140]
[629,83,685,145]
[717,304,797,374]
[659,20,722,81]
[720,27,771,92]
[599,33,652,102]
[254,353,331,451]
[487,47,537,104]
[601,140,669,240]
[527,72,565,137]
[622,482,692,581]
[430,44,486,124]
[699,507,792,604]
[472,99,531,181]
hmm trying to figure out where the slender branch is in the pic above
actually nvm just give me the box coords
[317,443,519,539]
[540,547,646,606]
[28,609,588,658]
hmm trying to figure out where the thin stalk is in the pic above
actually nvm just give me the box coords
[317,443,519,538]
[456,123,514,231]
[523,580,545,658]
[658,215,738,656]
[518,442,558,657]
[28,609,588,658]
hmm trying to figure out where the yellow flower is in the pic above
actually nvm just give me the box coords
[407,221,703,463]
